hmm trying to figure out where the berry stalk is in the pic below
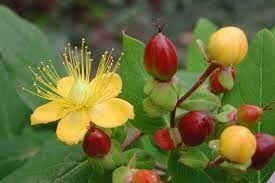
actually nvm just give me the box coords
[170,63,219,127]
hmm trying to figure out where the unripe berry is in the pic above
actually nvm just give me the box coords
[237,104,263,126]
[207,26,248,66]
[209,67,235,94]
[178,111,213,146]
[131,169,161,183]
[251,133,275,170]
[83,127,111,157]
[144,32,178,81]
[220,125,256,164]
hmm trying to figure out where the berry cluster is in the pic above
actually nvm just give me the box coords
[81,24,274,182]
[142,25,274,180]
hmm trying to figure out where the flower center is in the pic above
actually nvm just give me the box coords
[69,79,91,105]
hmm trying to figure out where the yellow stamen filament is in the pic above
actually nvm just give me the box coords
[23,39,123,111]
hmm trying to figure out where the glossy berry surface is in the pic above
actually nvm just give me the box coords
[220,125,256,164]
[207,26,248,66]
[153,128,175,150]
[237,104,263,125]
[83,127,111,157]
[251,133,275,170]
[209,67,235,94]
[144,32,178,81]
[132,169,161,183]
[178,111,213,146]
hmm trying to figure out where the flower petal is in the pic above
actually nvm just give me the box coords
[89,98,134,128]
[56,110,90,145]
[31,101,67,125]
[57,76,74,97]
[90,73,122,100]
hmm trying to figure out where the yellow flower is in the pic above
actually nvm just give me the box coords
[207,26,248,66]
[24,39,134,145]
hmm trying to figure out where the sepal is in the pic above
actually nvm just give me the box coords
[180,88,221,112]
[178,148,209,169]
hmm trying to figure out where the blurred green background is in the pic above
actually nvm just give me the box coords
[2,0,275,60]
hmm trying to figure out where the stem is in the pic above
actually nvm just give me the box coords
[176,63,218,106]
[263,101,275,111]
[208,156,225,168]
[121,130,143,151]
[169,63,219,127]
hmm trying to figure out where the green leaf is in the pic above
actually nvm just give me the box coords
[139,135,168,167]
[111,126,127,144]
[180,88,221,112]
[0,60,30,139]
[0,6,62,109]
[179,148,209,169]
[2,139,91,183]
[223,29,275,182]
[0,136,39,179]
[120,32,166,133]
[168,151,214,183]
[122,148,155,169]
[176,70,200,90]
[186,18,217,72]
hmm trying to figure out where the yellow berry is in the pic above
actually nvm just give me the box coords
[208,26,248,66]
[220,125,256,164]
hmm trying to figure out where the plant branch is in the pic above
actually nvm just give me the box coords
[170,63,219,127]
[121,130,144,151]
[207,156,225,168]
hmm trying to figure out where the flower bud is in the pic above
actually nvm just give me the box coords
[207,26,248,66]
[83,127,111,157]
[251,133,275,170]
[131,169,161,183]
[237,104,263,126]
[178,111,213,146]
[152,128,181,150]
[220,125,256,164]
[209,67,235,94]
[144,32,178,81]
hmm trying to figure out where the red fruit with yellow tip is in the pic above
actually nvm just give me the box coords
[131,169,161,183]
[178,111,213,146]
[251,133,275,170]
[144,30,178,81]
[237,104,263,126]
[83,127,111,157]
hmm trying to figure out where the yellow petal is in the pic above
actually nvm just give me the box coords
[57,76,74,97]
[90,73,122,101]
[56,110,90,145]
[31,101,67,125]
[89,98,134,128]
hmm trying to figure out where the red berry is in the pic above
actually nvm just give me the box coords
[153,128,175,150]
[237,104,263,126]
[251,133,275,170]
[209,67,235,94]
[144,32,178,81]
[132,169,161,183]
[178,111,213,146]
[83,127,111,157]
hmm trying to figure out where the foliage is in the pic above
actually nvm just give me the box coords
[0,5,274,183]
